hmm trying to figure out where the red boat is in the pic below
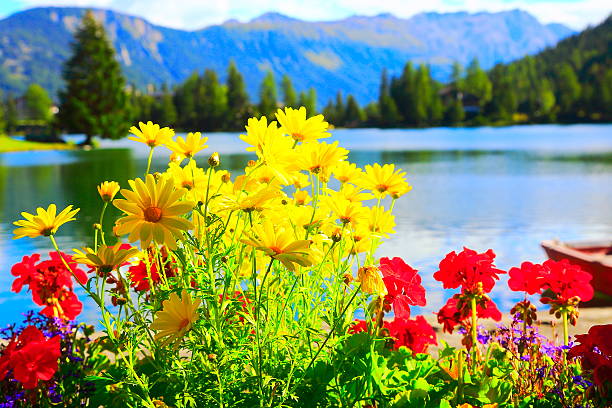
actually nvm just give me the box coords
[541,240,612,306]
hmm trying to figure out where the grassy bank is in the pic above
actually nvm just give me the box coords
[0,136,74,152]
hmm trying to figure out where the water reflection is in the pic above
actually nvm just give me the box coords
[1,125,612,326]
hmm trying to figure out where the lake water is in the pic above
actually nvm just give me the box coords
[1,124,611,326]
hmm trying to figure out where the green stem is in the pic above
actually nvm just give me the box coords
[94,202,108,250]
[470,296,478,352]
[561,309,569,346]
[145,146,154,176]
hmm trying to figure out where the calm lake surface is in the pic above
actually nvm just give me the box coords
[1,124,611,326]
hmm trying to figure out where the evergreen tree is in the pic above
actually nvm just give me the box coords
[151,85,177,126]
[413,66,432,126]
[378,69,400,127]
[344,94,364,127]
[226,61,250,128]
[334,91,346,126]
[56,10,130,144]
[281,75,297,108]
[322,99,336,125]
[0,92,5,134]
[24,84,53,123]
[464,58,492,107]
[174,72,198,129]
[5,95,18,134]
[198,69,228,130]
[258,70,277,118]
[391,62,417,124]
[299,88,317,115]
[556,63,581,116]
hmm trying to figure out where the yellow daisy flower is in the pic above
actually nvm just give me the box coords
[291,172,311,190]
[73,244,139,274]
[218,186,282,213]
[295,141,348,182]
[166,161,206,192]
[240,116,282,154]
[367,206,396,238]
[360,163,411,198]
[321,196,368,226]
[13,204,79,239]
[150,289,201,347]
[293,190,312,206]
[326,184,374,203]
[241,220,313,272]
[275,106,330,142]
[166,132,208,159]
[97,181,121,202]
[113,174,194,250]
[333,161,364,184]
[128,121,174,148]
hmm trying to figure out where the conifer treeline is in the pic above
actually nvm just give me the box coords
[130,62,317,131]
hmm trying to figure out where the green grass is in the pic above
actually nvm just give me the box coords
[0,136,74,152]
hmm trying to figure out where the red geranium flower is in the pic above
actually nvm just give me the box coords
[11,252,86,320]
[348,316,437,354]
[569,324,612,388]
[508,261,547,295]
[433,248,504,293]
[540,259,593,304]
[379,257,426,319]
[0,326,61,389]
[436,294,502,334]
[387,315,437,353]
[129,261,161,291]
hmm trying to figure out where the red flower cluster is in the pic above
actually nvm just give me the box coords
[129,248,177,292]
[437,295,502,334]
[568,324,612,388]
[0,326,61,389]
[433,248,504,334]
[349,316,437,354]
[433,248,504,293]
[11,253,87,320]
[379,257,426,319]
[508,259,593,304]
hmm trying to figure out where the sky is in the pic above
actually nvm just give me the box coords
[0,0,609,30]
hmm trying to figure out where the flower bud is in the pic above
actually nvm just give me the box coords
[221,172,231,183]
[208,152,220,167]
[247,159,256,167]
[93,223,102,231]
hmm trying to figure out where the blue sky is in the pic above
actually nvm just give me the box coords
[0,0,608,30]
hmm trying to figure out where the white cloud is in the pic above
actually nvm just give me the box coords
[15,0,611,30]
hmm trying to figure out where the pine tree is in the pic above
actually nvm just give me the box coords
[334,91,346,126]
[464,58,492,107]
[226,61,250,129]
[0,92,5,134]
[344,95,364,127]
[5,95,18,134]
[258,70,277,119]
[281,75,297,108]
[198,69,228,131]
[556,63,581,116]
[298,88,317,115]
[174,72,198,129]
[151,85,177,126]
[56,10,130,144]
[378,69,400,127]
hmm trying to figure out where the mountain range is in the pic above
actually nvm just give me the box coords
[0,7,575,104]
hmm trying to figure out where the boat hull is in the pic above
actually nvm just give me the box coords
[541,240,612,305]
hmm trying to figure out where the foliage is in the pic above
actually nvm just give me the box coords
[55,10,130,143]
[23,84,52,123]
[3,110,612,407]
